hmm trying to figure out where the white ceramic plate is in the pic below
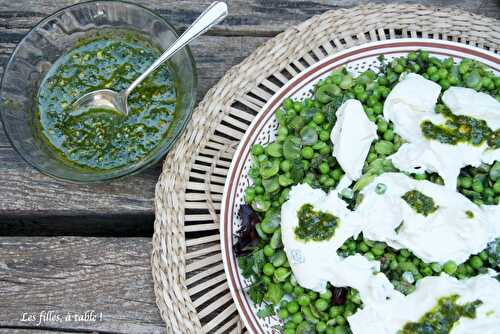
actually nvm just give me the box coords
[220,38,500,334]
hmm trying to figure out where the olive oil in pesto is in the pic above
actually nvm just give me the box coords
[402,190,438,216]
[400,294,482,334]
[295,204,339,242]
[37,31,178,170]
[421,103,499,149]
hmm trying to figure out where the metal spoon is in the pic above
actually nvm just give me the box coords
[71,1,228,116]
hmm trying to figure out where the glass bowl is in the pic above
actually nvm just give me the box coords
[0,1,197,183]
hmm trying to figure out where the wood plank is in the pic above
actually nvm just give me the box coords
[0,237,164,334]
[0,35,267,225]
[0,0,497,37]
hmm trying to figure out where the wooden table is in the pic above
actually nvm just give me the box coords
[0,0,498,333]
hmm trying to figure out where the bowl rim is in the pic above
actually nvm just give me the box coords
[0,0,198,183]
[219,38,500,333]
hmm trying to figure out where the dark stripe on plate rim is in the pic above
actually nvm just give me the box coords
[222,40,499,334]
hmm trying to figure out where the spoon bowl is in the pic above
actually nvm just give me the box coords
[71,89,128,116]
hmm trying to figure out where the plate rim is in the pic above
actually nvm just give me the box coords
[220,37,500,334]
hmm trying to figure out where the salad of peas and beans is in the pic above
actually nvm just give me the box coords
[234,51,500,334]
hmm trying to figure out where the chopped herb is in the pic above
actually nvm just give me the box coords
[421,106,498,149]
[295,204,340,242]
[256,303,275,318]
[465,210,475,219]
[400,294,482,333]
[402,190,439,216]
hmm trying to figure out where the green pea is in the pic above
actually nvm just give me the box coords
[329,306,342,318]
[427,66,438,75]
[400,249,411,258]
[383,130,395,141]
[377,119,388,133]
[331,168,343,181]
[374,140,394,155]
[320,289,332,300]
[437,68,448,79]
[314,112,326,124]
[366,152,377,163]
[315,299,329,312]
[263,244,274,257]
[421,266,433,276]
[245,187,256,202]
[316,321,327,333]
[283,98,294,110]
[284,328,294,334]
[319,162,330,174]
[469,255,483,269]
[439,78,450,90]
[293,102,303,112]
[372,245,385,256]
[443,260,458,275]
[302,147,314,159]
[263,263,275,276]
[293,286,304,296]
[319,130,330,142]
[291,312,303,324]
[373,103,383,115]
[367,96,378,107]
[284,282,294,293]
[308,291,318,300]
[279,308,289,320]
[288,301,300,314]
[297,294,311,306]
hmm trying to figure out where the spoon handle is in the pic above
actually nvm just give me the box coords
[124,2,228,97]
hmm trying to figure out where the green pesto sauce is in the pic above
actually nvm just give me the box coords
[400,294,482,334]
[402,190,438,216]
[295,204,339,242]
[421,104,499,149]
[36,31,177,170]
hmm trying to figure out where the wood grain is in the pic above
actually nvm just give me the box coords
[0,237,164,334]
[0,0,498,37]
[0,0,497,224]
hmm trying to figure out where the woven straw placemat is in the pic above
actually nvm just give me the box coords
[151,3,500,333]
